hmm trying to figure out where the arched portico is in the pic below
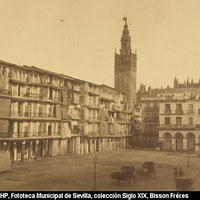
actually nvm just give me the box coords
[175,132,184,151]
[186,132,195,151]
[163,132,172,150]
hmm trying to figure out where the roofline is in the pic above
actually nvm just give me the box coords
[0,59,119,91]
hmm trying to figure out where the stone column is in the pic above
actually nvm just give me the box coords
[98,139,101,152]
[89,139,92,153]
[123,137,126,148]
[183,138,188,150]
[106,138,108,151]
[46,140,49,157]
[110,138,112,150]
[71,138,74,155]
[29,141,33,159]
[35,140,39,160]
[81,139,84,154]
[116,139,118,150]
[3,142,7,152]
[102,138,105,152]
[13,142,17,161]
[94,138,96,153]
[21,141,26,162]
[171,138,176,151]
[84,139,88,154]
[13,122,18,138]
[76,137,80,154]
[106,138,109,151]
[42,140,46,158]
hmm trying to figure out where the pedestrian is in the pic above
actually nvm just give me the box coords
[174,168,178,180]
[178,168,184,177]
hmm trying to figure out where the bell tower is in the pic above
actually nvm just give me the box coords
[114,17,137,110]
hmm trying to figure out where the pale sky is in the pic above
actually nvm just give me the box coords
[0,0,200,89]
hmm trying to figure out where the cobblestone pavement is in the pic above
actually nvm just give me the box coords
[0,149,199,191]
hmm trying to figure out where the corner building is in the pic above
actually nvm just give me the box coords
[158,88,200,151]
[141,85,200,152]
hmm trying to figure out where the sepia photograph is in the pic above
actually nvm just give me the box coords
[0,0,200,192]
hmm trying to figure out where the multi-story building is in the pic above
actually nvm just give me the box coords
[141,82,200,151]
[114,17,137,110]
[158,88,200,151]
[141,97,160,148]
[0,60,132,161]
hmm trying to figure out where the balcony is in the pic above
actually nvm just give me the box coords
[0,90,11,96]
[164,109,172,115]
[71,114,81,120]
[175,109,184,115]
[88,131,99,137]
[11,111,54,119]
[186,109,194,115]
[88,88,99,96]
[88,118,99,123]
[88,103,100,109]
[159,124,195,130]
[0,132,9,138]
[111,105,122,112]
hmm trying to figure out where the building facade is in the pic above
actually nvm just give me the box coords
[141,97,160,148]
[141,85,200,151]
[0,60,132,161]
[158,88,200,152]
[114,17,137,110]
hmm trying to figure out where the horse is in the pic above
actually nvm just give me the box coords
[110,171,130,184]
[110,166,135,184]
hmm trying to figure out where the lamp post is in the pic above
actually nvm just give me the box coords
[187,148,192,167]
[187,150,190,167]
[93,154,97,191]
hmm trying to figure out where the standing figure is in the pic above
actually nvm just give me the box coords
[174,168,178,180]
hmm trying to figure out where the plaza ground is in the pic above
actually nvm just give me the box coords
[0,149,199,191]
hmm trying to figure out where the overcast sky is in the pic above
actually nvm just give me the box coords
[0,0,200,89]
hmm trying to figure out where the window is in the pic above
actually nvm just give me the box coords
[147,103,150,108]
[176,104,183,114]
[164,104,171,114]
[189,104,193,111]
[18,86,21,96]
[58,123,61,135]
[176,117,182,125]
[49,88,53,100]
[176,104,182,110]
[165,117,170,125]
[18,103,23,116]
[93,97,96,106]
[146,113,151,120]
[53,106,56,117]
[48,125,52,136]
[153,103,157,108]
[93,110,96,119]
[165,104,171,110]
[152,113,158,120]
[189,117,193,125]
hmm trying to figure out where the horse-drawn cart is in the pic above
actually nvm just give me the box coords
[110,165,135,184]
[136,161,156,179]
[143,161,156,178]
